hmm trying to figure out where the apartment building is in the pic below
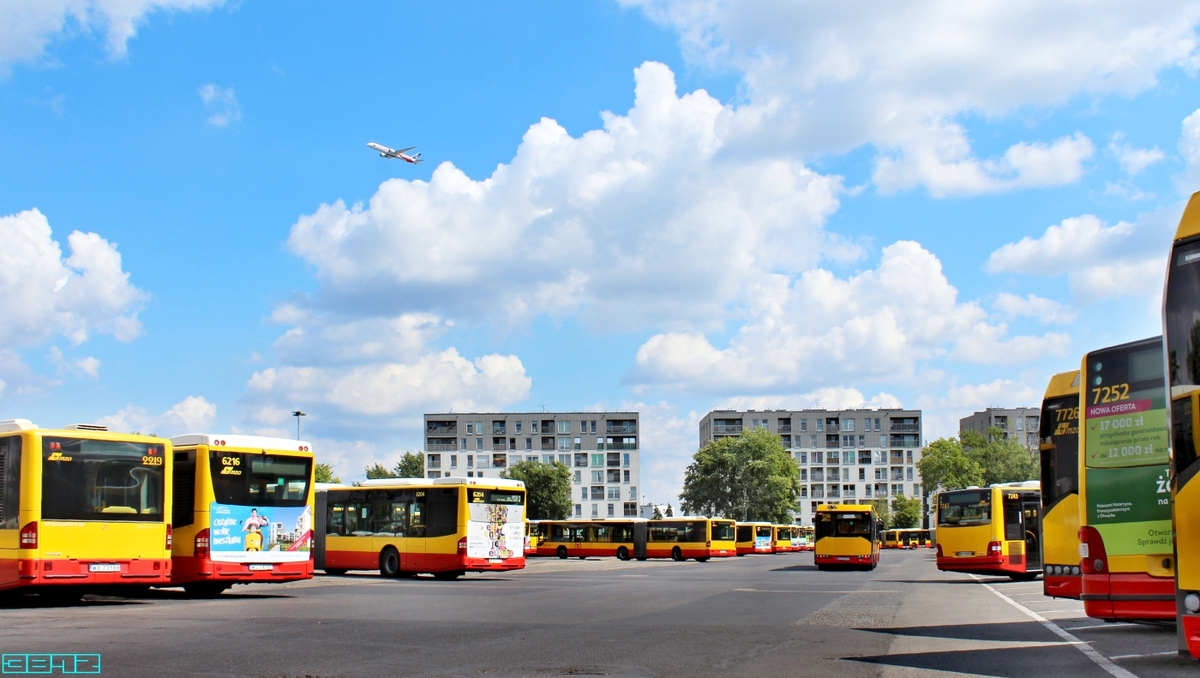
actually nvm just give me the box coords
[423,411,640,519]
[698,408,924,526]
[959,407,1040,455]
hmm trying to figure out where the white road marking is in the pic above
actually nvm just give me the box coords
[1067,623,1138,631]
[969,574,1137,678]
[1108,650,1178,660]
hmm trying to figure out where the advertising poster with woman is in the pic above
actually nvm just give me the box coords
[209,503,313,562]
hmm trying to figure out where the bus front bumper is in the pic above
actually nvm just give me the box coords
[816,554,875,566]
[1081,572,1175,621]
[17,557,171,586]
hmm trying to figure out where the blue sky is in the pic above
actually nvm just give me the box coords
[2,1,1200,502]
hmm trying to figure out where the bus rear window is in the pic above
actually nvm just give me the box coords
[42,438,165,522]
[210,452,311,507]
[711,521,735,542]
[938,490,991,526]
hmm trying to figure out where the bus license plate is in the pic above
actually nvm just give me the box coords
[248,564,273,571]
[836,557,850,561]
[956,551,974,557]
[88,563,120,573]
[488,559,503,564]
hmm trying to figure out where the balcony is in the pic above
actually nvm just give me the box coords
[777,425,792,433]
[890,423,920,433]
[426,421,457,435]
[425,443,457,452]
[606,422,637,434]
[605,442,638,450]
[712,425,742,435]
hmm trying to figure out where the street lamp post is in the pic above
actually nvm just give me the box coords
[292,410,306,440]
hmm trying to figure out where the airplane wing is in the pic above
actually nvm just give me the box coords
[394,146,416,154]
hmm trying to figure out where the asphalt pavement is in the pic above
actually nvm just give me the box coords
[0,550,1193,677]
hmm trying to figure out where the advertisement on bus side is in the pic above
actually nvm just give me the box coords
[209,502,313,562]
[465,503,523,559]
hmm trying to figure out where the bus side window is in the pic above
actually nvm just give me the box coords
[1003,496,1023,541]
[426,488,458,538]
[0,436,17,530]
[172,455,195,528]
[410,492,427,538]
[329,503,345,535]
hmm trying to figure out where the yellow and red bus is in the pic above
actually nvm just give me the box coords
[795,525,814,551]
[1077,336,1174,621]
[534,519,640,560]
[525,520,538,555]
[1038,370,1082,599]
[936,482,1041,580]
[168,434,314,597]
[814,504,880,570]
[316,477,526,579]
[0,420,172,602]
[1165,191,1200,655]
[735,521,773,555]
[646,517,736,561]
[771,525,793,553]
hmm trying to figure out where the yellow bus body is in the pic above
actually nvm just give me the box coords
[534,519,640,560]
[647,517,736,561]
[936,482,1040,579]
[0,420,172,596]
[1039,370,1082,599]
[735,521,773,555]
[771,524,792,553]
[814,504,879,570]
[168,434,315,595]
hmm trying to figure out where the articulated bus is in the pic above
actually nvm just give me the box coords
[315,477,526,579]
[0,420,172,602]
[772,525,793,553]
[735,521,773,555]
[884,529,931,549]
[1039,370,1083,599]
[168,434,315,597]
[936,482,1041,580]
[814,504,880,570]
[646,517,736,561]
[535,519,640,560]
[1163,191,1200,655]
[1078,336,1175,621]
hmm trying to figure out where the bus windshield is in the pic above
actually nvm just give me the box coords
[210,451,311,507]
[1039,394,1080,506]
[938,490,991,527]
[816,512,874,539]
[42,437,165,522]
[711,521,734,541]
[755,525,772,538]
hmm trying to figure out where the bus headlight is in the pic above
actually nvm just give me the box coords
[1185,593,1200,614]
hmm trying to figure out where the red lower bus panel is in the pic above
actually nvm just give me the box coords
[14,558,170,587]
[816,554,876,567]
[1182,615,1200,658]
[1043,572,1082,599]
[936,554,1025,577]
[171,556,313,585]
[1081,572,1175,620]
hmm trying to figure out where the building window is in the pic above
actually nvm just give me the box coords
[843,484,856,498]
[875,468,887,480]
[607,469,621,483]
[460,438,467,450]
[492,454,507,469]
[477,455,489,469]
[450,455,457,469]
[573,437,582,450]
[607,487,620,500]
[799,419,808,432]
[816,419,824,432]
[465,422,475,435]
[591,504,599,517]
[811,468,824,482]
[828,485,840,498]
[525,438,532,450]
[591,421,598,434]
[476,438,483,451]
[581,487,590,501]
[590,470,603,483]
[575,453,588,468]
[913,484,922,496]
[492,421,506,435]
[426,471,440,479]
[557,454,569,466]
[574,504,581,517]
[812,486,824,499]
[812,451,823,465]
[558,437,572,451]
[892,484,905,496]
[589,453,602,467]
[858,467,865,481]
[800,485,808,498]
[810,435,818,447]
[800,469,808,481]
[842,419,854,432]
[874,450,887,465]
[860,453,871,465]
[865,485,872,498]
[874,418,881,431]
[428,454,441,469]
[858,435,865,447]
[467,455,474,469]
[907,467,914,481]
[880,435,887,448]
[843,451,856,464]
[557,421,570,434]
[573,470,581,484]
[623,502,637,517]
[623,470,630,483]
[607,503,615,517]
[891,467,904,481]
[906,450,914,463]
[607,452,621,467]
[796,451,807,464]
[629,486,637,501]
[531,421,539,434]
[514,421,522,434]
[828,451,840,464]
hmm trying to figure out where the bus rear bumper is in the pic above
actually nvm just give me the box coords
[459,556,525,572]
[1081,572,1175,620]
[936,554,1028,577]
[170,557,314,585]
[816,554,875,566]
[1182,614,1200,658]
[1042,569,1082,599]
[15,557,171,587]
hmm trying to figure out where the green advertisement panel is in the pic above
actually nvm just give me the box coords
[1086,464,1172,555]
[1083,398,1169,468]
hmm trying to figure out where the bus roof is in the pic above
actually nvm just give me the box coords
[1175,190,1200,240]
[1044,370,1080,399]
[170,433,312,452]
[992,480,1040,490]
[355,477,525,489]
[816,503,877,513]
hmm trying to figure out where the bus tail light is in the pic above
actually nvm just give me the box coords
[987,541,1002,557]
[1078,526,1107,574]
[195,529,210,558]
[166,525,172,550]
[19,522,37,549]
[457,537,467,553]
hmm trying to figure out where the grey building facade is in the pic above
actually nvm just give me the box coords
[958,407,1040,455]
[698,408,924,526]
[423,411,641,519]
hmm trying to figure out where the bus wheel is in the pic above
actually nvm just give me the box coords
[616,546,630,561]
[433,571,462,581]
[379,547,401,578]
[183,583,229,599]
[323,568,348,576]
[671,547,685,562]
[557,546,568,559]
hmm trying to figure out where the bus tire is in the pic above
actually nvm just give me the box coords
[616,546,630,561]
[379,547,401,578]
[183,582,229,599]
[323,568,347,576]
[671,547,685,562]
[433,570,462,580]
[557,546,568,559]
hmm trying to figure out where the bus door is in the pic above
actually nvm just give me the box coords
[1023,500,1042,571]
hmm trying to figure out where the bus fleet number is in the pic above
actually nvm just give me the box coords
[1091,383,1130,405]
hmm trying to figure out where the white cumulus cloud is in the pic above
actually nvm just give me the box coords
[97,395,218,437]
[198,83,240,126]
[1109,134,1165,176]
[993,293,1077,325]
[0,0,227,75]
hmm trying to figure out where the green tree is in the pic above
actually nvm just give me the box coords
[962,428,1038,486]
[891,495,922,529]
[916,437,984,492]
[315,463,340,484]
[868,498,893,529]
[501,460,572,520]
[665,504,674,517]
[392,451,425,478]
[651,505,663,520]
[365,463,399,480]
[679,429,800,523]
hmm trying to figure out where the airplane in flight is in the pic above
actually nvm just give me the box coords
[367,142,423,164]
